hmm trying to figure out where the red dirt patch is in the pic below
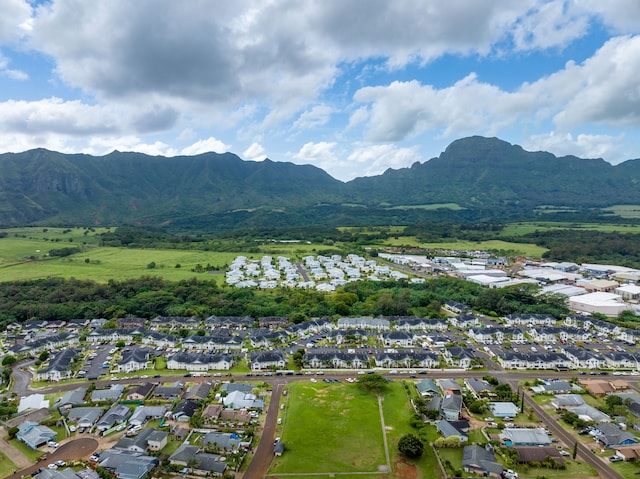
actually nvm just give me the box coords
[392,459,418,479]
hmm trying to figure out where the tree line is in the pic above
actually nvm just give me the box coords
[0,275,571,328]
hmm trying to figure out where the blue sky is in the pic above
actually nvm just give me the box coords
[1,1,639,181]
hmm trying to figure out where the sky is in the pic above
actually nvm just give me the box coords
[1,1,640,182]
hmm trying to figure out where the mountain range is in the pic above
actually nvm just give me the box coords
[1,136,639,230]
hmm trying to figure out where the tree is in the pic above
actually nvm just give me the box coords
[1,355,16,367]
[115,340,126,348]
[292,349,305,369]
[572,441,578,460]
[357,373,389,394]
[38,350,50,362]
[7,425,18,439]
[398,433,424,458]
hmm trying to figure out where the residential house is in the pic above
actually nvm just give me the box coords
[435,420,468,442]
[96,404,131,431]
[117,348,151,373]
[248,350,287,371]
[380,331,414,347]
[441,393,463,421]
[465,378,494,399]
[336,317,390,330]
[115,428,168,453]
[416,378,439,397]
[91,384,125,402]
[500,428,551,446]
[128,405,169,427]
[55,387,87,408]
[594,423,638,448]
[16,421,56,449]
[36,348,80,382]
[462,445,503,478]
[127,383,155,401]
[443,346,476,369]
[202,432,241,452]
[172,399,200,422]
[67,407,104,429]
[488,402,520,418]
[184,382,214,401]
[167,352,233,371]
[152,382,184,401]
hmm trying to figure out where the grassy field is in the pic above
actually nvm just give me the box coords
[0,451,17,478]
[269,381,387,475]
[268,380,442,479]
[386,203,465,211]
[602,205,640,219]
[501,221,640,236]
[383,237,548,257]
[514,459,595,479]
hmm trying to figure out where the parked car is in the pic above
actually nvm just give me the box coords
[609,455,623,462]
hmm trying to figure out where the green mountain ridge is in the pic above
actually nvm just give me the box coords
[1,136,639,229]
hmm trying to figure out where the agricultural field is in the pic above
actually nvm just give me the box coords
[500,221,640,236]
[602,205,640,219]
[383,236,548,258]
[269,380,441,479]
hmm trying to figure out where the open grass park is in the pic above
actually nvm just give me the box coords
[268,380,441,479]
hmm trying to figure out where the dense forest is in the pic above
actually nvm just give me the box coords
[0,275,569,329]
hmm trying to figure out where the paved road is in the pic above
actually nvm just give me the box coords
[507,379,622,479]
[6,438,98,479]
[244,382,285,479]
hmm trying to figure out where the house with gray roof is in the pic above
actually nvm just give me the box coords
[416,378,439,397]
[441,393,463,421]
[34,468,80,479]
[248,350,286,371]
[594,423,638,448]
[36,348,80,382]
[152,382,184,400]
[115,428,168,453]
[91,384,125,402]
[96,404,131,431]
[223,390,264,410]
[435,420,468,442]
[551,394,586,409]
[55,387,87,408]
[202,432,241,452]
[220,382,254,394]
[567,404,611,423]
[465,378,494,398]
[488,402,519,418]
[500,428,551,446]
[117,347,151,373]
[67,407,104,428]
[184,381,214,400]
[463,444,503,478]
[128,405,169,426]
[16,421,56,449]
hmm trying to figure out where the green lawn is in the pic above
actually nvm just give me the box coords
[437,447,464,475]
[268,381,443,479]
[269,382,387,474]
[609,458,640,477]
[9,439,43,462]
[0,450,17,478]
[514,459,596,479]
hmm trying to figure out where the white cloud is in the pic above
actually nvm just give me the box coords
[0,0,31,42]
[243,142,266,161]
[180,137,231,156]
[293,105,334,130]
[0,51,27,80]
[346,144,422,179]
[523,132,627,163]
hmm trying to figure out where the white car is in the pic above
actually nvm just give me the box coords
[47,464,58,470]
